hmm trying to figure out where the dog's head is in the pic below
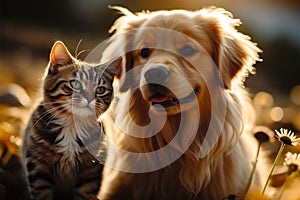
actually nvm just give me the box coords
[103,6,261,115]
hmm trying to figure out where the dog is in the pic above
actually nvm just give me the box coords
[97,6,262,200]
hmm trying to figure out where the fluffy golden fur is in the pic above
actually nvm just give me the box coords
[98,6,262,200]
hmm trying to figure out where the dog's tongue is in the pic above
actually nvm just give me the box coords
[151,95,170,103]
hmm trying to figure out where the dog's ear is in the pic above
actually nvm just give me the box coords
[118,51,136,92]
[197,7,262,89]
[101,40,135,92]
[102,6,148,92]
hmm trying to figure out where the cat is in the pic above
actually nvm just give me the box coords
[22,41,118,200]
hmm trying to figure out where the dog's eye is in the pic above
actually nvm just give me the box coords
[140,48,150,58]
[178,45,197,57]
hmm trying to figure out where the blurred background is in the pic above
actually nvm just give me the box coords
[0,0,300,199]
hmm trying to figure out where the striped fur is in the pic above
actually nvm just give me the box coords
[22,41,118,200]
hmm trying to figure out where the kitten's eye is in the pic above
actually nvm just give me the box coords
[178,45,197,57]
[140,48,150,58]
[96,86,106,95]
[69,80,82,91]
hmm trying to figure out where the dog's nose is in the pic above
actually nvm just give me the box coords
[144,66,169,84]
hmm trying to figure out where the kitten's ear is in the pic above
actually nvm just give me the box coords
[106,57,122,76]
[49,41,73,71]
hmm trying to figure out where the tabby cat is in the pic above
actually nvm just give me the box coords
[23,41,118,200]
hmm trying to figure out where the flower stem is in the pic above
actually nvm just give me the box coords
[262,142,286,195]
[244,142,262,196]
[277,171,298,199]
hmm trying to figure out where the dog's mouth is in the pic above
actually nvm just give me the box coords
[150,88,199,107]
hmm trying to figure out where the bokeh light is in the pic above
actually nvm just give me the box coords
[253,91,274,107]
[290,85,300,106]
[292,111,300,130]
[270,107,284,122]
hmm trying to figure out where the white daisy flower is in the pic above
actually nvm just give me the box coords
[284,152,300,167]
[275,128,300,146]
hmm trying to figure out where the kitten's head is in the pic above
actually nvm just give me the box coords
[43,41,119,118]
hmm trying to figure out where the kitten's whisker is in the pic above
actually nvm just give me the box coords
[76,49,90,59]
[44,107,69,127]
[74,39,91,59]
[39,101,68,106]
[31,104,69,128]
[75,39,83,58]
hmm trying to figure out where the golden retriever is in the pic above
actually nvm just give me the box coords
[97,6,262,200]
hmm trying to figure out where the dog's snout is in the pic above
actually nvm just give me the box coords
[144,66,169,84]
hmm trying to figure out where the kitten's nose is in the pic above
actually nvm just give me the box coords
[84,92,94,103]
[88,99,96,110]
